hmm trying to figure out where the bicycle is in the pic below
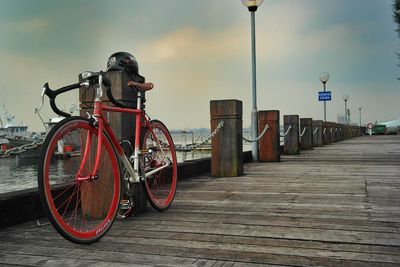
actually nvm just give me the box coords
[36,71,177,244]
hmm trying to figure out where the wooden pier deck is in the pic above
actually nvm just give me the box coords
[0,135,399,266]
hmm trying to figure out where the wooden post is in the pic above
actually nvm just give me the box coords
[259,110,280,162]
[335,123,341,141]
[337,124,341,141]
[300,118,313,150]
[79,70,147,216]
[322,122,330,145]
[283,115,299,155]
[344,125,349,139]
[210,100,243,177]
[312,120,323,147]
[330,122,336,143]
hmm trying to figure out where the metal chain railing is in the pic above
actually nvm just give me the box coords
[175,121,224,152]
[299,127,307,137]
[280,125,292,137]
[242,124,270,143]
[299,127,307,141]
[313,127,319,134]
[323,128,327,135]
[0,140,43,158]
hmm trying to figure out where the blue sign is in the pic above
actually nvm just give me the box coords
[318,91,331,101]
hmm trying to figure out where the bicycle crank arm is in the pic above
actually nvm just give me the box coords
[144,160,171,178]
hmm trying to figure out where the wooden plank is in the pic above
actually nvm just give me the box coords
[0,135,399,266]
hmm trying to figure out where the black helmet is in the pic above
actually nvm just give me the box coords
[106,52,144,81]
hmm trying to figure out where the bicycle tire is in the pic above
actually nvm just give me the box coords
[141,120,177,211]
[38,116,121,244]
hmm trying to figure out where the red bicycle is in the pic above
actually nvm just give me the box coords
[37,71,177,244]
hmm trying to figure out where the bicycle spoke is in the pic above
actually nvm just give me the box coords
[141,120,177,211]
[38,118,120,243]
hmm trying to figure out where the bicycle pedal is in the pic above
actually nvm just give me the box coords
[119,199,131,208]
[118,199,134,219]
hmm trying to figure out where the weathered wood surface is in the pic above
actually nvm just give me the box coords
[0,135,399,266]
[300,118,313,150]
[312,120,323,147]
[210,99,243,177]
[283,115,300,155]
[259,110,280,162]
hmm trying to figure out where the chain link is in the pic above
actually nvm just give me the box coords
[280,125,292,137]
[0,140,43,158]
[242,124,270,143]
[299,127,307,137]
[175,121,224,152]
[313,127,319,134]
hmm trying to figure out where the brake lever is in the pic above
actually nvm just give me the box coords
[35,86,47,113]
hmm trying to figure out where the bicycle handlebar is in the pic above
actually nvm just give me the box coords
[43,82,81,117]
[41,71,150,116]
[42,71,112,117]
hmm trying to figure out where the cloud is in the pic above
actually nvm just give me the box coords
[1,17,49,32]
[138,26,246,63]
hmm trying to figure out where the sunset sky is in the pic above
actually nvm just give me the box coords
[0,0,398,131]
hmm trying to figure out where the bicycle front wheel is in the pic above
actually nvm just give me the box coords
[141,120,177,211]
[38,117,121,244]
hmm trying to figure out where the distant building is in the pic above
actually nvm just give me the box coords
[337,113,345,124]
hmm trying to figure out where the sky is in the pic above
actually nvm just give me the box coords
[0,0,399,131]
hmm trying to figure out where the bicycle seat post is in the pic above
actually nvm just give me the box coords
[95,75,104,102]
[136,90,142,111]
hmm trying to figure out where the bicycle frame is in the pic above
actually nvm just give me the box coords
[76,76,171,184]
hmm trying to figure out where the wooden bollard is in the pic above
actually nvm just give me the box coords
[79,70,147,216]
[283,115,299,155]
[259,110,280,162]
[322,122,330,145]
[210,100,243,177]
[344,125,349,139]
[300,118,313,150]
[337,124,341,141]
[343,125,346,139]
[330,122,336,143]
[335,123,341,141]
[312,120,323,147]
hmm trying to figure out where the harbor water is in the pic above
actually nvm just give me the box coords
[0,131,255,194]
[0,152,217,195]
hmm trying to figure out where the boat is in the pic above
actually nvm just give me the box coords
[0,105,37,150]
[15,117,67,159]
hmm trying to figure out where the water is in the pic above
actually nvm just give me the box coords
[0,151,214,195]
[0,131,255,194]
[0,157,39,194]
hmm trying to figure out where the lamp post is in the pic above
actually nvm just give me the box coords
[242,0,264,161]
[343,94,349,124]
[358,106,362,127]
[319,72,329,121]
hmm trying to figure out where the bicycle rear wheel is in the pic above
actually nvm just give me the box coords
[141,120,177,211]
[38,117,121,244]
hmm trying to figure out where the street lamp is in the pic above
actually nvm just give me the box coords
[343,94,349,124]
[319,72,329,121]
[242,0,264,161]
